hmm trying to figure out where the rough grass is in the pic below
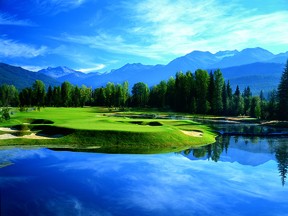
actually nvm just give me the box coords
[0,107,217,153]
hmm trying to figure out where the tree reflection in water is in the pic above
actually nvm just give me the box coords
[182,135,288,186]
[275,143,288,186]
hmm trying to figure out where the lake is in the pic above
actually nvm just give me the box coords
[1,123,288,216]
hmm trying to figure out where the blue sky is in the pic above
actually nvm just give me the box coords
[1,0,288,72]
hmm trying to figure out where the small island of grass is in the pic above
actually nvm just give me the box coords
[0,107,217,153]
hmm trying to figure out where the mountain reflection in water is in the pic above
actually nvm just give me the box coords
[182,122,288,186]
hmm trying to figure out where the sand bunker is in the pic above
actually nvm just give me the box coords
[0,127,56,140]
[0,127,19,132]
[181,130,203,137]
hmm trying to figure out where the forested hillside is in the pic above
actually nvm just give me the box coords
[1,60,288,120]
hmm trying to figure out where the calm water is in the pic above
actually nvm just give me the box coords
[1,125,288,215]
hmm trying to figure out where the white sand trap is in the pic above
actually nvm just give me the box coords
[0,134,19,139]
[181,130,203,137]
[22,133,55,139]
[0,127,56,140]
[0,133,55,140]
[0,127,20,132]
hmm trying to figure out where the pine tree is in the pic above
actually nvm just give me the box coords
[166,77,175,109]
[212,69,224,115]
[195,69,209,114]
[232,85,244,116]
[32,80,46,109]
[222,82,228,115]
[277,60,288,120]
[243,86,252,116]
[46,85,53,107]
[207,71,214,113]
[267,90,277,119]
[226,81,233,115]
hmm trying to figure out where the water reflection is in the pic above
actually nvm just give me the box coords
[1,122,288,215]
[1,146,288,216]
[275,144,288,186]
[182,135,288,186]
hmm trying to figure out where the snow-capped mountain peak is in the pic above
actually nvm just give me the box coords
[38,66,79,79]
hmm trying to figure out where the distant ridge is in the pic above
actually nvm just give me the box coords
[1,47,287,93]
[0,63,60,90]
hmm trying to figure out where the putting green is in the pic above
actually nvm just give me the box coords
[0,107,217,153]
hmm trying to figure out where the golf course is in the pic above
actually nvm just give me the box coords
[0,107,217,153]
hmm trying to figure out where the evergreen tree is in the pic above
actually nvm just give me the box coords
[186,71,196,113]
[61,81,72,107]
[226,81,233,115]
[19,88,32,107]
[166,77,175,109]
[122,81,129,108]
[212,69,224,115]
[175,72,186,112]
[105,82,116,107]
[222,82,228,115]
[46,85,53,107]
[53,86,62,107]
[71,86,81,107]
[277,60,288,120]
[259,90,267,119]
[207,71,214,113]
[149,81,167,108]
[114,84,123,108]
[267,90,278,119]
[250,96,261,119]
[149,85,158,107]
[132,82,149,107]
[275,144,288,186]
[243,86,252,116]
[80,85,92,107]
[0,84,19,107]
[32,80,46,109]
[195,69,209,114]
[93,87,106,106]
[158,80,167,108]
[232,85,244,116]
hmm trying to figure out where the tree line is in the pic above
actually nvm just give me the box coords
[0,60,287,120]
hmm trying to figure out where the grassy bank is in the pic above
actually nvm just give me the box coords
[0,107,217,153]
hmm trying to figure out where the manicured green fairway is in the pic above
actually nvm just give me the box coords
[0,107,217,153]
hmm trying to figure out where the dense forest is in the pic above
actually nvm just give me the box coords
[1,60,288,120]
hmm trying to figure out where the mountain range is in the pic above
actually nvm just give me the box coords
[1,47,287,94]
[182,139,276,166]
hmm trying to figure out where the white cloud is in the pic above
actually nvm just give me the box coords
[78,64,106,73]
[20,65,46,72]
[32,0,86,15]
[129,0,288,54]
[54,0,288,61]
[52,153,287,215]
[36,0,287,68]
[53,32,165,60]
[0,38,47,58]
[0,13,36,26]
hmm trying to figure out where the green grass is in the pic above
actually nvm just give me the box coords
[0,107,217,153]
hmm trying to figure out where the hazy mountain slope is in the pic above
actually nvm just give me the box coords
[214,47,275,68]
[1,47,287,93]
[267,51,288,64]
[82,63,162,87]
[0,63,60,90]
[164,51,218,73]
[220,62,284,79]
[38,66,89,85]
[38,66,79,78]
[220,62,285,94]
